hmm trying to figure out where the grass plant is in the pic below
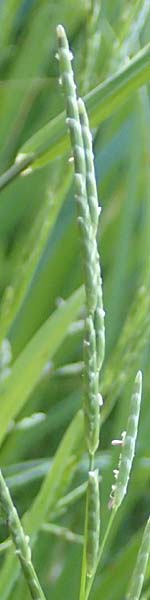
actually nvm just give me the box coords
[0,3,150,600]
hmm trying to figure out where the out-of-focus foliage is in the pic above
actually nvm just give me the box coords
[0,1,150,599]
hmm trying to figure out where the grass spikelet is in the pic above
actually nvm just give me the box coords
[84,316,100,455]
[109,370,142,511]
[78,97,99,235]
[0,469,46,600]
[86,470,100,578]
[94,286,105,373]
[126,516,150,600]
[57,24,98,316]
[78,98,105,372]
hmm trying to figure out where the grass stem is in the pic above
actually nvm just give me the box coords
[0,469,46,600]
[85,511,115,600]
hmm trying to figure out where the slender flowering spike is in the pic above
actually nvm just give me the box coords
[56,25,85,178]
[57,24,98,314]
[77,98,105,368]
[77,207,98,313]
[86,470,100,577]
[84,316,100,455]
[0,469,46,600]
[77,97,105,360]
[126,516,150,600]
[56,26,105,600]
[109,371,142,510]
[78,97,99,235]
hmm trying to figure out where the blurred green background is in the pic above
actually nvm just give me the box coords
[0,1,150,599]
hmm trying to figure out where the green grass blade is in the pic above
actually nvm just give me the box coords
[24,410,84,534]
[12,44,150,169]
[0,285,84,446]
[0,410,84,599]
[0,42,150,188]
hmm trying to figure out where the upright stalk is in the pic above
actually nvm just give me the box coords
[56,25,105,600]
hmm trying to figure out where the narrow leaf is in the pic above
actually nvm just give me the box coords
[0,285,84,446]
[0,410,84,599]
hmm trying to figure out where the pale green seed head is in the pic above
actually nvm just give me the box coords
[110,371,142,510]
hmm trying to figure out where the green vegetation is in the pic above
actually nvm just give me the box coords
[0,2,150,599]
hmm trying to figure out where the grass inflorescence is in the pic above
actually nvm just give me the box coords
[56,24,105,597]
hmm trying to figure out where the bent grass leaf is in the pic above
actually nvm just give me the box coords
[0,43,150,189]
[0,285,84,447]
[18,43,150,168]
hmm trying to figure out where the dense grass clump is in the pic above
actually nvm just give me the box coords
[0,2,150,600]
